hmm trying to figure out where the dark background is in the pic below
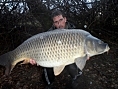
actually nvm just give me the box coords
[0,0,118,89]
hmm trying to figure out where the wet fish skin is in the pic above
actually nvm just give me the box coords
[0,29,110,76]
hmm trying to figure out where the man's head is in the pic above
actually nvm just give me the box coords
[51,10,67,29]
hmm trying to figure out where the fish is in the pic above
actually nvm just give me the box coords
[0,29,110,76]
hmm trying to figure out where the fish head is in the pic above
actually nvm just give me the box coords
[85,35,110,57]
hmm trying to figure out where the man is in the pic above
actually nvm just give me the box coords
[42,10,82,89]
[30,10,82,89]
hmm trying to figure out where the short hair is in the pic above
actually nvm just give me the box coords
[51,10,66,19]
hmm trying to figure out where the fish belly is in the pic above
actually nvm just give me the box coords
[14,30,85,67]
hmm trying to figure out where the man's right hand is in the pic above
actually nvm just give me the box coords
[29,59,37,65]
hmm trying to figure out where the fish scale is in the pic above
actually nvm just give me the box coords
[0,29,110,76]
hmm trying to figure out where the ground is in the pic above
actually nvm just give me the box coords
[0,36,118,89]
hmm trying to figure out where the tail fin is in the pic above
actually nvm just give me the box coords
[0,52,14,76]
[0,51,31,76]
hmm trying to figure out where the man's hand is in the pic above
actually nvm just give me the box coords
[29,59,37,65]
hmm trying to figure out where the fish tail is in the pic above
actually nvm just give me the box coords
[0,52,15,76]
[0,53,9,66]
[5,61,17,76]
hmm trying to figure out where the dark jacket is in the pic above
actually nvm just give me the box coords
[42,22,81,86]
[49,22,76,31]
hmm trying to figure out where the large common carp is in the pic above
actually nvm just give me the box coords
[0,29,110,76]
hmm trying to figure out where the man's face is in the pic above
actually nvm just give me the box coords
[53,15,67,29]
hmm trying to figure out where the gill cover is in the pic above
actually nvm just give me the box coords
[85,35,108,57]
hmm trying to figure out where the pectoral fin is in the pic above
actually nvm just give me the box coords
[53,65,65,76]
[75,55,88,70]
